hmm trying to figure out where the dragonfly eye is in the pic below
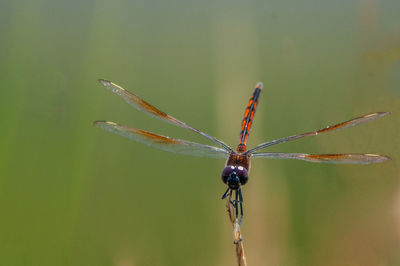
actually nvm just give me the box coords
[221,166,235,184]
[236,166,248,185]
[221,166,248,188]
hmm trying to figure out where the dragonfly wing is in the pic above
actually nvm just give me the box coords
[94,121,230,159]
[246,112,390,154]
[98,79,233,152]
[252,152,391,164]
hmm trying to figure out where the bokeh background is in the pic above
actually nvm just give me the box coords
[1,0,400,265]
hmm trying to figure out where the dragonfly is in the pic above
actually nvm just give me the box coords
[94,80,391,224]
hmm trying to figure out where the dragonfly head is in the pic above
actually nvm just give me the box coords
[221,165,248,190]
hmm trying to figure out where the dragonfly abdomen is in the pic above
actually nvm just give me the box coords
[237,83,263,153]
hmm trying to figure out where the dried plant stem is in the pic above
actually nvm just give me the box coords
[226,195,247,266]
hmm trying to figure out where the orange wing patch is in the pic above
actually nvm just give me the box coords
[97,79,233,152]
[135,128,180,144]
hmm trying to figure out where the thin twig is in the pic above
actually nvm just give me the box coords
[225,195,247,266]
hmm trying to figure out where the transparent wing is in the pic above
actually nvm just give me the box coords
[98,79,233,152]
[251,152,391,164]
[94,121,230,159]
[245,112,390,154]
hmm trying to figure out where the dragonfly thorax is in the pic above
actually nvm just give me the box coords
[221,165,248,190]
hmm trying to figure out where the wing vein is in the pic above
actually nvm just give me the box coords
[251,152,391,164]
[245,112,390,154]
[94,121,230,159]
[98,79,233,152]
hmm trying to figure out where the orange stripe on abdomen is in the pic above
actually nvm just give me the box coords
[237,83,263,152]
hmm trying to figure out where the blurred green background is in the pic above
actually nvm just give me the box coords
[0,0,399,265]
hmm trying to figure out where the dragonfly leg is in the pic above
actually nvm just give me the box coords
[234,189,239,222]
[221,188,235,208]
[227,189,234,205]
[221,187,230,199]
[222,187,243,243]
[233,189,243,243]
[238,188,244,225]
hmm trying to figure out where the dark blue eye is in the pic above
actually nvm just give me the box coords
[221,166,248,186]
[236,166,248,185]
[221,166,235,184]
